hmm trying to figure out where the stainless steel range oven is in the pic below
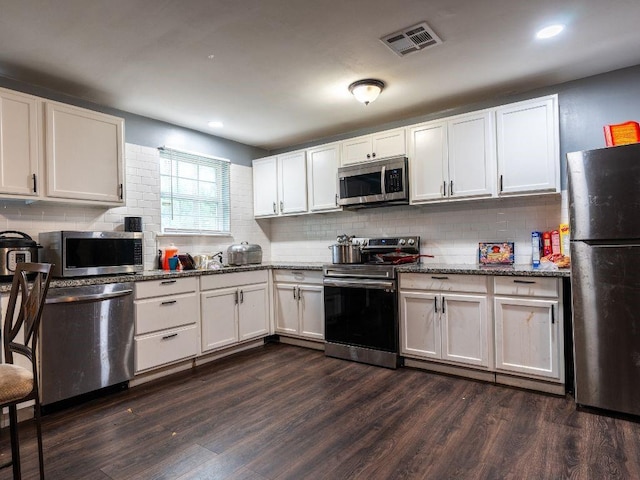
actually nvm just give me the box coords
[323,236,420,369]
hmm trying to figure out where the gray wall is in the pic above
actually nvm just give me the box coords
[275,64,640,189]
[0,76,268,166]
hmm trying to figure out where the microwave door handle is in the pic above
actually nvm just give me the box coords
[381,165,386,199]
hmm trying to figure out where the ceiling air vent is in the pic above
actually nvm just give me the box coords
[381,22,443,57]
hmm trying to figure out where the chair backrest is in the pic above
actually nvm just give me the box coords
[2,263,53,367]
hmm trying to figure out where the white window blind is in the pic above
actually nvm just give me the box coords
[158,147,230,234]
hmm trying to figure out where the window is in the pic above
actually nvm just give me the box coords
[158,147,230,234]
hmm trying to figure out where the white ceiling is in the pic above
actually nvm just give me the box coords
[1,0,640,150]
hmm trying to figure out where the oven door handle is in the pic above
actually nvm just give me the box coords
[323,278,395,290]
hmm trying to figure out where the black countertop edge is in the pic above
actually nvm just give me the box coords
[0,262,569,293]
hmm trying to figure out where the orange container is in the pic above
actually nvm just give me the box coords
[162,245,179,270]
[604,121,640,146]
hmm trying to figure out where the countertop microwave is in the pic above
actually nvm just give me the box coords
[38,231,144,277]
[337,156,409,208]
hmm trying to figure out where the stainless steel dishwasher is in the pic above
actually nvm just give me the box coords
[39,282,135,406]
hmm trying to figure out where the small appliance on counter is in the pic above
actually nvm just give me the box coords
[227,242,262,266]
[0,230,41,280]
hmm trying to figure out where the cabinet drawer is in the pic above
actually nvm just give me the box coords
[272,269,323,284]
[135,276,198,299]
[135,324,198,373]
[200,270,269,290]
[135,292,199,334]
[400,273,488,293]
[494,276,558,298]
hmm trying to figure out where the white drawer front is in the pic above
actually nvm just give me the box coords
[272,269,323,284]
[135,324,198,373]
[135,276,198,299]
[400,273,488,294]
[494,276,559,298]
[200,270,269,290]
[135,292,199,334]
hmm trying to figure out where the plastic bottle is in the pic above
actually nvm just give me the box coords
[163,244,178,270]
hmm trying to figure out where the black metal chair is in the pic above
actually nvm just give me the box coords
[0,263,52,480]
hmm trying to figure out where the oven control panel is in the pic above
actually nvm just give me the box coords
[365,236,420,253]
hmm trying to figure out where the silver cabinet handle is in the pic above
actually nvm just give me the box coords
[273,202,277,213]
[434,296,438,313]
[442,181,447,197]
[240,289,244,304]
[234,290,239,304]
[280,201,284,212]
[500,175,504,192]
[442,297,446,314]
[450,180,454,195]
[335,193,338,206]
[293,287,297,300]
[297,286,301,300]
[32,173,37,193]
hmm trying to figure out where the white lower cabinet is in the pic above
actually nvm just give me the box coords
[200,271,269,353]
[400,274,490,368]
[494,276,563,382]
[274,270,324,340]
[134,277,200,373]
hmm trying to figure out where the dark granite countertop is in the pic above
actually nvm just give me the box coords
[397,263,570,278]
[0,261,568,293]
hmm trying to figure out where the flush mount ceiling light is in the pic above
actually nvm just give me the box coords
[536,24,565,39]
[348,79,385,105]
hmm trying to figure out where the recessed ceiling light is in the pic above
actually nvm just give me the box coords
[536,24,565,39]
[207,121,223,128]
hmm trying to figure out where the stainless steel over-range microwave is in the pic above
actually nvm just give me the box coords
[337,156,409,208]
[39,231,144,277]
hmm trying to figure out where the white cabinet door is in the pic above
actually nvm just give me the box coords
[278,150,307,214]
[238,283,269,341]
[45,101,124,203]
[371,128,406,159]
[441,293,488,367]
[0,88,40,196]
[409,121,448,203]
[252,156,278,216]
[307,143,339,211]
[201,287,239,352]
[494,297,560,379]
[299,284,324,339]
[274,283,300,335]
[496,95,559,195]
[341,135,372,166]
[400,291,440,359]
[448,112,495,199]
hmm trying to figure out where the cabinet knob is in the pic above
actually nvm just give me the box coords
[366,154,371,159]
[372,152,376,158]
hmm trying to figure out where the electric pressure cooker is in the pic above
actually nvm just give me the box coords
[0,231,41,280]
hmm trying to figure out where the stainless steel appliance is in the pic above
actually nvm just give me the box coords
[337,156,409,208]
[567,143,640,416]
[0,231,41,280]
[38,231,143,277]
[227,241,262,265]
[39,282,135,406]
[323,236,420,368]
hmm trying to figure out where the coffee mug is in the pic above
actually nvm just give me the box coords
[168,256,179,271]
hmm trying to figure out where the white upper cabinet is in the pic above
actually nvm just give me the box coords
[45,101,124,204]
[447,111,495,199]
[495,95,560,195]
[0,88,41,197]
[409,111,494,204]
[253,150,307,217]
[307,142,340,212]
[341,127,405,165]
[253,156,278,216]
[278,150,307,214]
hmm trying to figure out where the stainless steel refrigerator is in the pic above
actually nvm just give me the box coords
[567,142,640,416]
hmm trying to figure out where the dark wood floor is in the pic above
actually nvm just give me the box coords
[2,343,640,480]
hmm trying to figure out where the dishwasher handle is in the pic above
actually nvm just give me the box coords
[45,289,133,305]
